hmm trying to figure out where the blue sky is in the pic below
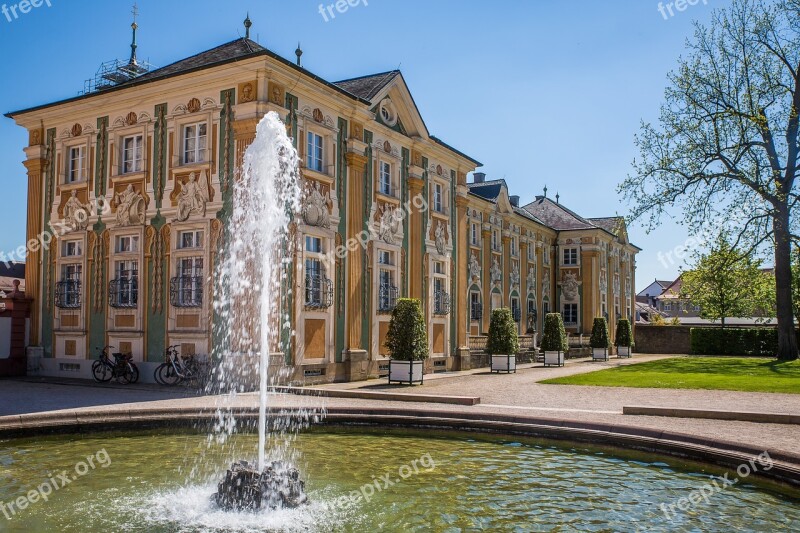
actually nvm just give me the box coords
[0,0,723,290]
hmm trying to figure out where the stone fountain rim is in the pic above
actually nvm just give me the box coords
[1,405,800,489]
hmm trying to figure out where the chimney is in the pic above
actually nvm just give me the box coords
[473,172,486,183]
[510,195,520,207]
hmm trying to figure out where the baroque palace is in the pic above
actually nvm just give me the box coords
[6,18,639,383]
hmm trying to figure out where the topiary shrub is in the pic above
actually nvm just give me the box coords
[386,298,429,361]
[590,317,610,349]
[541,313,568,352]
[615,319,634,348]
[487,308,519,355]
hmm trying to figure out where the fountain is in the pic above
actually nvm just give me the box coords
[211,111,308,512]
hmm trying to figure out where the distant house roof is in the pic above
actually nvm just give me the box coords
[467,179,507,203]
[333,70,401,100]
[0,261,25,295]
[656,277,685,300]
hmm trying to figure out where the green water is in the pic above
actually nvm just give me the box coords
[0,429,798,532]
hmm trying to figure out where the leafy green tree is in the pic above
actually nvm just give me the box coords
[619,0,799,360]
[681,236,774,328]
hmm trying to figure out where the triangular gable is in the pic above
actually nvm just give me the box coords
[368,72,429,139]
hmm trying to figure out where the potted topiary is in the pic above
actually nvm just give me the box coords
[386,298,429,384]
[590,317,611,361]
[615,318,634,358]
[541,313,567,367]
[487,308,519,373]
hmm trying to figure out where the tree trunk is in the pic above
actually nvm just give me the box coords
[774,205,799,361]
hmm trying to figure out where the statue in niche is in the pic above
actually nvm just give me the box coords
[64,190,89,231]
[542,273,551,301]
[435,222,446,255]
[175,171,209,222]
[526,266,536,295]
[468,252,481,283]
[302,181,330,228]
[562,272,580,301]
[377,203,402,245]
[115,184,145,226]
[510,262,520,290]
[490,257,502,288]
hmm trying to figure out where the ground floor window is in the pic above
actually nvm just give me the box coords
[562,303,578,325]
[470,292,482,321]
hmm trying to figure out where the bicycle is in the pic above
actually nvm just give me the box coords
[154,345,206,388]
[91,345,139,384]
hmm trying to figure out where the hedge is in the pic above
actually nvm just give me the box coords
[487,308,519,355]
[689,328,800,357]
[386,298,429,361]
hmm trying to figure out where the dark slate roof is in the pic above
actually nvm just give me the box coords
[122,38,266,85]
[332,70,400,101]
[467,179,507,203]
[0,261,25,279]
[521,196,597,231]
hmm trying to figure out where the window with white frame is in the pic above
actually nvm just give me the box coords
[433,183,444,213]
[116,235,139,253]
[67,146,85,183]
[492,230,499,251]
[471,223,479,246]
[511,237,518,256]
[563,247,579,266]
[378,250,393,265]
[122,135,144,173]
[183,123,207,164]
[172,256,203,307]
[304,235,331,308]
[379,161,393,196]
[178,230,204,250]
[378,252,398,313]
[432,261,450,315]
[111,260,138,308]
[562,303,578,325]
[62,240,82,258]
[543,247,551,265]
[528,244,534,261]
[305,236,322,254]
[307,131,324,172]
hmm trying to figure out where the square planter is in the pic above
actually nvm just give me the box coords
[543,351,565,367]
[617,346,632,358]
[491,354,517,373]
[592,348,609,361]
[388,360,424,385]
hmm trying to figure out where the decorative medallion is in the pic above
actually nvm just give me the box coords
[239,82,256,103]
[187,98,201,113]
[268,82,284,106]
[312,108,324,123]
[383,140,391,153]
[561,272,580,301]
[71,123,82,137]
[436,164,443,176]
[302,181,331,229]
[126,112,138,125]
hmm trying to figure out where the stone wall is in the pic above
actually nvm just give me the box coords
[634,325,691,354]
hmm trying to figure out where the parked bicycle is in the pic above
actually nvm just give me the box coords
[91,345,140,384]
[154,345,207,389]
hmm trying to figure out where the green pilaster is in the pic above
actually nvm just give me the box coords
[401,147,410,296]
[153,104,167,208]
[145,214,167,362]
[95,117,108,197]
[285,93,299,149]
[88,221,108,356]
[361,129,373,351]
[450,169,457,354]
[335,118,348,363]
[41,128,56,357]
[421,157,429,304]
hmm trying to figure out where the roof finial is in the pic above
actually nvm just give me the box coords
[129,3,139,66]
[543,185,548,198]
[556,192,560,204]
[244,13,252,39]
[295,42,303,67]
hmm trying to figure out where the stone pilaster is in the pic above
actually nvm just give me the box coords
[455,194,469,350]
[23,147,46,346]
[345,150,368,354]
[407,175,425,301]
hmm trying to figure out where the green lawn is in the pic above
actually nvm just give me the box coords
[540,357,800,394]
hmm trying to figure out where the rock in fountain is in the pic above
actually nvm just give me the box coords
[214,460,309,512]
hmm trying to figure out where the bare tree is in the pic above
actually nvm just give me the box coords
[621,0,799,360]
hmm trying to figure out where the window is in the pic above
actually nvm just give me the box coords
[492,230,499,251]
[378,267,398,313]
[543,302,550,315]
[178,231,204,250]
[305,236,322,254]
[528,245,534,261]
[470,292,482,321]
[562,303,578,325]
[307,132,323,172]
[67,146,85,183]
[511,237,518,256]
[183,123,207,164]
[62,240,82,257]
[171,257,203,307]
[433,261,444,275]
[56,264,82,309]
[122,135,144,173]
[471,223,478,246]
[664,302,672,312]
[433,183,444,213]
[305,258,331,308]
[379,161,393,196]
[543,248,551,265]
[511,298,521,323]
[116,235,139,253]
[110,260,138,308]
[433,277,450,315]
[563,247,579,266]
[378,250,392,265]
